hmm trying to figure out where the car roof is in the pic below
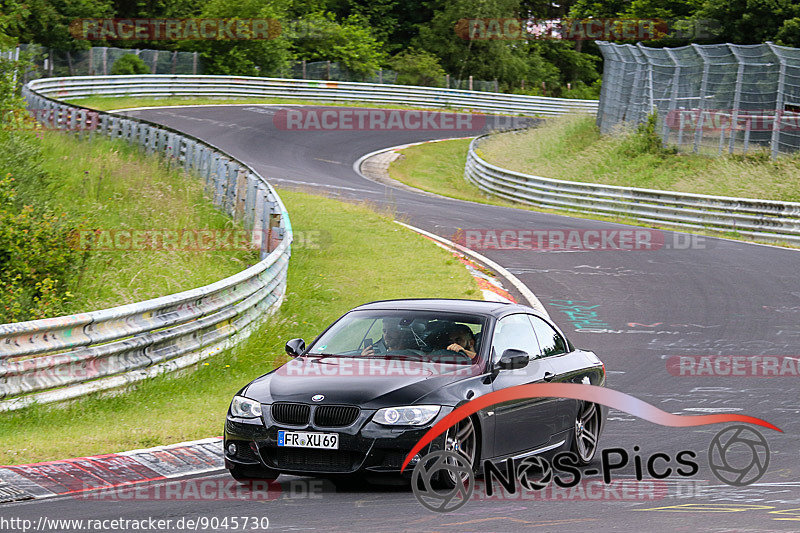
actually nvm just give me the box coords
[352,298,535,317]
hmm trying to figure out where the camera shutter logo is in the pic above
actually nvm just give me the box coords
[708,425,769,486]
[411,450,474,513]
[516,455,553,491]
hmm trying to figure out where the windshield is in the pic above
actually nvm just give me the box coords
[306,309,487,365]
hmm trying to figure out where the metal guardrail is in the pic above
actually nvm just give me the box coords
[28,75,598,116]
[0,79,293,411]
[465,134,800,245]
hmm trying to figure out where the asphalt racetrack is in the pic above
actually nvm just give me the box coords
[7,105,800,532]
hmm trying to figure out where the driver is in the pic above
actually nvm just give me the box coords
[361,318,416,356]
[443,324,477,359]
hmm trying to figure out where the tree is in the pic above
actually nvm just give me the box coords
[323,0,432,53]
[288,12,387,77]
[189,0,292,76]
[414,0,531,85]
[776,17,800,47]
[1,0,114,50]
[694,0,799,44]
[389,48,446,86]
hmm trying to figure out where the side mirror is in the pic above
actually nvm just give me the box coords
[496,349,529,370]
[285,338,306,357]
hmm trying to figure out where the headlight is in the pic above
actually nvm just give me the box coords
[230,396,263,418]
[373,405,440,426]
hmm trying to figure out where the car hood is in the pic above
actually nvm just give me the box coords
[244,356,479,408]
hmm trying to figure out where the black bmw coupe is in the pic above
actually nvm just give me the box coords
[224,299,606,483]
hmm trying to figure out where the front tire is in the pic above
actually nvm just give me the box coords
[434,416,478,489]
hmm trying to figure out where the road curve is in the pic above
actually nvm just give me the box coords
[8,104,800,532]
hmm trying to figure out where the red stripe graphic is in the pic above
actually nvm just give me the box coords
[401,383,781,472]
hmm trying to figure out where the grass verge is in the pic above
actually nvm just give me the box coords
[39,131,258,313]
[0,188,479,464]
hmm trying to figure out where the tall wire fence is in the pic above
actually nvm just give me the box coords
[596,41,800,158]
[13,44,202,82]
[283,60,500,91]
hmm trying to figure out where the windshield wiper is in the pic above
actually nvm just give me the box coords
[303,353,343,362]
[365,354,424,361]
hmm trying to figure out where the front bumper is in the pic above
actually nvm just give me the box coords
[224,405,452,477]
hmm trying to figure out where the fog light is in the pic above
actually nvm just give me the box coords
[227,442,237,456]
[409,454,421,465]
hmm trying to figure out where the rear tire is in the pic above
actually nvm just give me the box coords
[571,401,601,465]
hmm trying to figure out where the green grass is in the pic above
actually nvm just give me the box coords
[389,139,495,203]
[478,115,800,202]
[36,131,258,313]
[0,188,479,465]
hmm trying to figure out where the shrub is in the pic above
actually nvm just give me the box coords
[110,54,150,75]
[0,167,79,322]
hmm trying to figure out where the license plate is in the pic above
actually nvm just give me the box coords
[277,430,339,449]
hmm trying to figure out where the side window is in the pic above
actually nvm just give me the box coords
[528,315,568,357]
[491,314,540,362]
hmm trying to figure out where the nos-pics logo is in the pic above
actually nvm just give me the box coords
[411,424,771,513]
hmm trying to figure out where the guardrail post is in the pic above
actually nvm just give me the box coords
[225,162,239,214]
[213,156,226,206]
[148,125,158,154]
[234,167,248,220]
[56,105,65,130]
[177,138,186,167]
[202,148,213,190]
[244,174,257,231]
[167,133,178,167]
[136,123,146,148]
[184,140,194,172]
[75,109,85,137]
